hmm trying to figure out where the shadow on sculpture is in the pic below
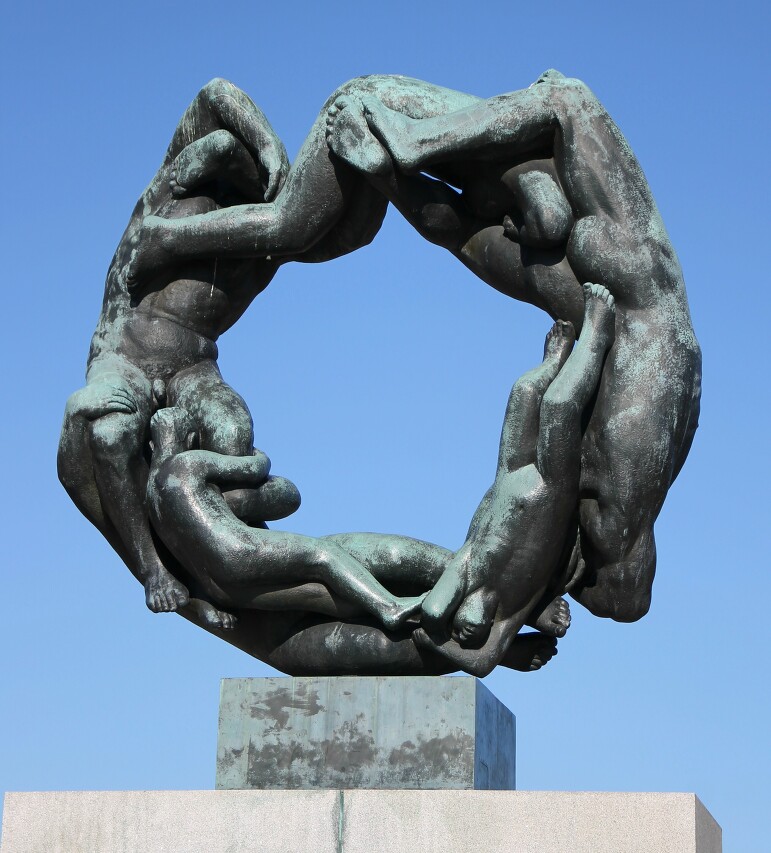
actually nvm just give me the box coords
[58,70,701,676]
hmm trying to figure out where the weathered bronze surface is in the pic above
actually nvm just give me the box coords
[58,72,700,676]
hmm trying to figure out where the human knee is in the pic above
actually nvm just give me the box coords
[203,128,239,162]
[580,572,652,622]
[511,378,543,413]
[202,415,253,456]
[89,412,144,459]
[200,77,236,105]
[578,529,656,622]
[63,389,87,419]
[540,388,577,421]
[548,76,596,122]
[226,477,301,525]
[333,74,399,100]
[517,171,574,246]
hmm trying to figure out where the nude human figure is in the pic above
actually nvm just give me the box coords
[147,407,428,631]
[144,288,610,677]
[57,79,296,620]
[393,284,613,675]
[122,75,486,281]
[325,71,702,622]
[58,75,489,627]
[145,411,564,675]
[117,71,700,628]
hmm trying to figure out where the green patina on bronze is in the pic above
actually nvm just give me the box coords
[58,71,701,676]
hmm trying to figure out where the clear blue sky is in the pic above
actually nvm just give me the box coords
[1,1,768,850]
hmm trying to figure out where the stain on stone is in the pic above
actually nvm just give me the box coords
[245,727,378,789]
[247,684,325,728]
[387,732,475,786]
[216,745,243,775]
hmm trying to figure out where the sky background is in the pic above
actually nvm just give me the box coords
[1,0,768,850]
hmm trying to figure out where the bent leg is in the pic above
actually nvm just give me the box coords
[323,532,451,591]
[58,390,133,566]
[79,363,188,612]
[360,70,658,232]
[572,517,655,622]
[162,78,290,202]
[168,360,280,525]
[496,319,575,474]
[130,75,483,274]
[168,359,253,456]
[569,318,700,623]
[170,129,265,201]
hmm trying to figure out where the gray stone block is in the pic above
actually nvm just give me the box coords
[1,790,721,853]
[340,790,722,853]
[216,675,515,790]
[0,790,340,853]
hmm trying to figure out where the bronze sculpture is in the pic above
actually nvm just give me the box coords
[58,71,701,676]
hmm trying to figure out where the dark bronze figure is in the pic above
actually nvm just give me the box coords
[58,71,701,676]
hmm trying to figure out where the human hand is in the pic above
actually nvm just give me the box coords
[69,381,137,419]
[259,137,289,202]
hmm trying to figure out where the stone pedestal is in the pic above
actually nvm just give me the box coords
[216,676,516,790]
[1,790,722,852]
[0,677,722,852]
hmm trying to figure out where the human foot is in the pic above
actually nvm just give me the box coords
[543,320,576,367]
[526,595,571,638]
[582,283,616,346]
[170,130,264,200]
[500,632,558,672]
[359,96,424,173]
[381,593,428,631]
[145,570,190,613]
[186,598,237,630]
[325,97,393,176]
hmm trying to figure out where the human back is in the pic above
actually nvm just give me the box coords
[548,74,702,619]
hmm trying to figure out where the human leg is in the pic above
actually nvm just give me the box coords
[535,284,615,481]
[323,532,451,591]
[72,362,189,612]
[569,314,701,622]
[571,518,656,622]
[169,129,265,201]
[495,319,575,474]
[147,414,426,632]
[162,78,290,202]
[58,387,134,565]
[167,359,253,456]
[358,71,657,232]
[166,360,299,525]
[128,75,482,279]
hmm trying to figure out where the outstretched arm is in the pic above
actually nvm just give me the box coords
[358,70,659,233]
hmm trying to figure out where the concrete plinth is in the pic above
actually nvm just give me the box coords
[216,676,515,790]
[1,790,722,852]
